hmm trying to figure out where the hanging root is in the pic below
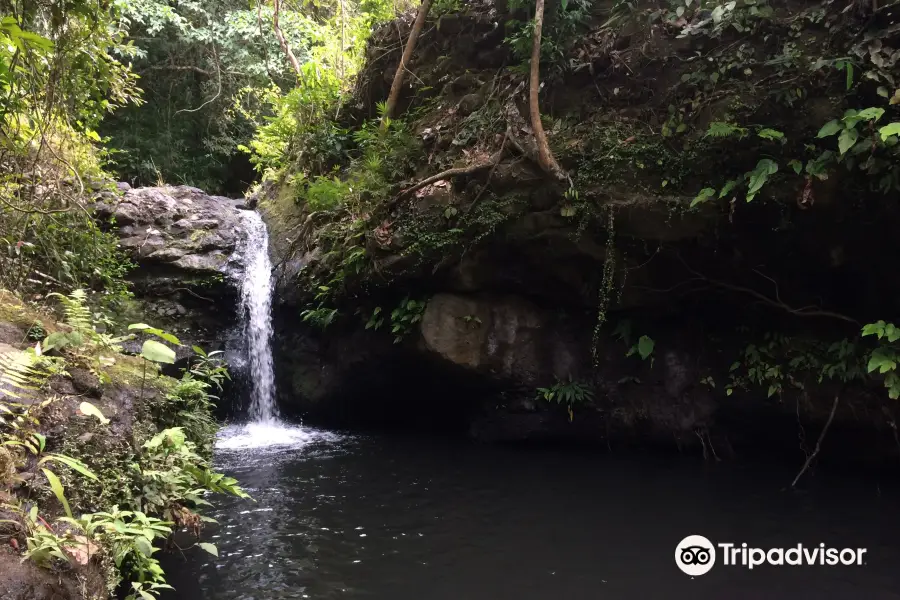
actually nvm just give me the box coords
[791,394,840,488]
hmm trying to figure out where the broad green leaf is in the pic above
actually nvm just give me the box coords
[134,536,154,557]
[690,187,715,208]
[817,120,843,138]
[153,331,181,345]
[637,335,655,360]
[838,128,858,155]
[198,542,218,556]
[879,122,900,141]
[860,321,881,337]
[853,107,885,122]
[719,179,738,198]
[757,128,784,140]
[79,401,110,425]
[128,323,152,331]
[746,159,778,201]
[42,468,73,519]
[141,339,176,364]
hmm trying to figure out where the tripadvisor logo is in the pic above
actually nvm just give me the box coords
[675,535,867,576]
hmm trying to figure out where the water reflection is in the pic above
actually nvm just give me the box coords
[163,428,900,600]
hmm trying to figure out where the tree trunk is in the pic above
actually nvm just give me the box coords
[529,0,566,181]
[272,0,302,76]
[383,0,433,125]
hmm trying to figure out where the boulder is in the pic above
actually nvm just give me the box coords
[96,185,249,278]
[96,185,253,366]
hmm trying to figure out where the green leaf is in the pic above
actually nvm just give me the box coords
[637,335,655,360]
[789,159,803,175]
[879,122,900,141]
[690,187,716,208]
[198,542,218,556]
[128,323,152,331]
[153,331,181,345]
[718,179,738,198]
[134,536,154,557]
[838,128,859,155]
[191,345,207,357]
[141,340,176,364]
[39,454,99,481]
[78,401,110,425]
[757,128,784,140]
[746,159,778,201]
[42,468,73,519]
[854,107,885,122]
[817,120,843,138]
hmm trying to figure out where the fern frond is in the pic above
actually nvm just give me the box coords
[48,289,92,334]
[0,351,44,399]
[705,121,747,139]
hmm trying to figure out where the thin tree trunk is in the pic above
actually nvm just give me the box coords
[272,0,302,75]
[383,0,433,125]
[529,0,566,181]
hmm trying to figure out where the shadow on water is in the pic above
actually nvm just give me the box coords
[161,423,900,600]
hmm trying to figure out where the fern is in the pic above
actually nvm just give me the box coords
[49,289,92,334]
[705,121,747,139]
[0,351,44,400]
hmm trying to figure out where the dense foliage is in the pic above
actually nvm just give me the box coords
[101,0,400,192]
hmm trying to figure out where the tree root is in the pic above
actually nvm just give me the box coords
[791,394,839,488]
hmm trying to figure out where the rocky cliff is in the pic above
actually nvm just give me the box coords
[259,0,900,466]
[95,184,252,361]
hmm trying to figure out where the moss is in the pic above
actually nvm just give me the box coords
[103,355,175,395]
[0,290,58,334]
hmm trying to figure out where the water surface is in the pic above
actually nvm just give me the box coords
[164,424,900,599]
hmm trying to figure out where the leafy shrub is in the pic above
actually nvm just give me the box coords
[536,377,595,421]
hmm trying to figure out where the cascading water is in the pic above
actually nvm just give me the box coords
[238,211,278,424]
[216,210,325,449]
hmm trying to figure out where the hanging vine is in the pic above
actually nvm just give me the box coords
[591,206,618,366]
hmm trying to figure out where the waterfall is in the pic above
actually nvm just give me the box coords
[238,211,278,424]
[219,210,313,449]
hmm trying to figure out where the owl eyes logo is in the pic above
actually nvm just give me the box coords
[680,545,712,565]
[675,535,716,576]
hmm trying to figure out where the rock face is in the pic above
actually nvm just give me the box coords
[420,294,586,386]
[96,185,251,361]
[98,185,248,278]
[260,0,900,466]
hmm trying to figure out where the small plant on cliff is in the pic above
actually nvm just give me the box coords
[536,377,595,421]
[390,297,427,343]
[614,320,655,363]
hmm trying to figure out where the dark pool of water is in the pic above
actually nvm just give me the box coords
[162,423,900,600]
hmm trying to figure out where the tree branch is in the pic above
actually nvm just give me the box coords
[383,0,433,124]
[791,394,840,488]
[676,255,860,325]
[529,0,567,183]
[273,0,302,75]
